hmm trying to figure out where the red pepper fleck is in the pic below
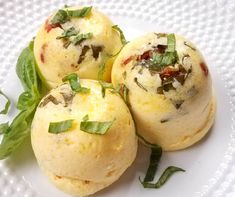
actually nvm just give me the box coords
[44,20,62,33]
[200,62,208,76]
[123,56,134,65]
[40,53,45,63]
[160,67,179,79]
[137,50,151,61]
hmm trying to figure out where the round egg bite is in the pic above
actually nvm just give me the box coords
[34,6,122,89]
[31,80,137,196]
[112,33,216,151]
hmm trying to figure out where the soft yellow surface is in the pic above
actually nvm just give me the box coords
[34,7,122,89]
[31,80,137,196]
[112,33,216,151]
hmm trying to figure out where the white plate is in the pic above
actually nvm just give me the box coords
[0,0,235,197]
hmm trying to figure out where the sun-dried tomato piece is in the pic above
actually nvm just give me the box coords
[200,62,208,76]
[123,56,134,65]
[45,20,62,33]
[160,67,179,79]
[137,50,151,61]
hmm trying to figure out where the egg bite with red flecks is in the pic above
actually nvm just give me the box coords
[34,6,122,89]
[112,33,216,151]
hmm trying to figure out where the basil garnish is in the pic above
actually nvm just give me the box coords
[80,115,114,135]
[72,33,93,45]
[0,41,42,160]
[62,73,90,94]
[0,122,9,134]
[98,63,106,80]
[140,166,185,188]
[56,27,79,39]
[150,33,178,71]
[112,25,127,45]
[51,7,92,25]
[0,90,10,115]
[49,119,74,134]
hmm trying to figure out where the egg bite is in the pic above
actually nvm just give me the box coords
[112,33,216,151]
[31,79,137,196]
[34,6,122,89]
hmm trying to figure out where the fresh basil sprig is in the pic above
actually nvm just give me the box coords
[49,119,74,134]
[0,90,10,115]
[62,73,90,94]
[51,7,92,25]
[56,27,79,39]
[80,115,114,135]
[0,41,41,159]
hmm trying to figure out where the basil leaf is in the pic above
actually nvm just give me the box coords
[67,7,92,18]
[80,119,114,135]
[16,41,38,91]
[140,166,185,189]
[112,25,127,45]
[0,122,9,134]
[144,146,162,182]
[62,73,90,94]
[0,106,35,159]
[56,27,79,39]
[49,119,74,134]
[161,51,178,66]
[17,86,39,110]
[0,90,10,115]
[51,9,70,24]
[72,33,93,45]
[166,33,176,52]
[99,81,114,98]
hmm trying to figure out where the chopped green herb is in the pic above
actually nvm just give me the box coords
[49,119,74,134]
[56,27,79,39]
[99,81,114,98]
[0,90,10,115]
[91,45,103,60]
[51,7,92,25]
[72,33,93,45]
[106,45,125,58]
[80,116,114,135]
[184,41,196,51]
[62,73,90,94]
[140,166,185,188]
[112,25,127,45]
[51,9,70,24]
[144,146,162,182]
[39,94,60,108]
[67,7,92,18]
[78,45,90,64]
[166,33,176,52]
[0,122,9,134]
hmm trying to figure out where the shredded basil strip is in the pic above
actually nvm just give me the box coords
[98,63,106,80]
[49,119,74,134]
[72,33,93,45]
[51,7,92,24]
[67,6,92,17]
[51,9,70,24]
[80,115,114,135]
[144,146,162,182]
[112,25,127,45]
[57,27,79,39]
[150,33,178,70]
[99,81,114,98]
[62,73,90,94]
[140,166,185,188]
[166,33,176,52]
[0,90,10,115]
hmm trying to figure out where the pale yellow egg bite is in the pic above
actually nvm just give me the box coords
[34,7,122,89]
[112,33,216,151]
[31,80,137,196]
